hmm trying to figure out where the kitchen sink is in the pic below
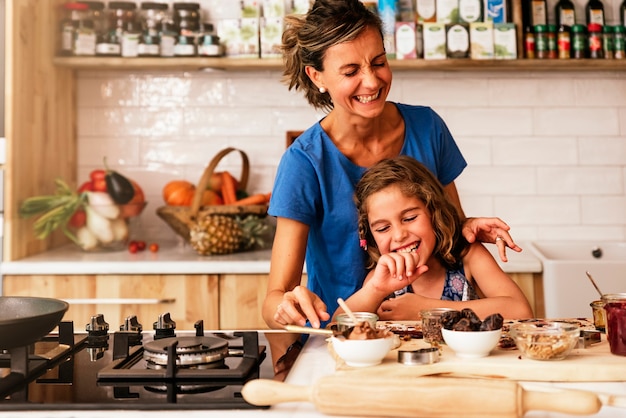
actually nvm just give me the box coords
[528,241,626,318]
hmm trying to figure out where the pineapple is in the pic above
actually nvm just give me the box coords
[189,214,271,255]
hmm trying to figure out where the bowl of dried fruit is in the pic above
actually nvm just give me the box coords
[509,321,580,361]
[440,308,504,358]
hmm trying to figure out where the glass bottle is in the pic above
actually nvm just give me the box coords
[621,0,626,27]
[585,0,605,26]
[555,0,576,28]
[530,0,547,26]
[59,2,89,56]
[81,1,106,55]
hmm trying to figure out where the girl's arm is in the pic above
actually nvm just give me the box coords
[335,251,428,319]
[262,217,330,329]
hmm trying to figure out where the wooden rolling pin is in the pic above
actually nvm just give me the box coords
[242,375,602,418]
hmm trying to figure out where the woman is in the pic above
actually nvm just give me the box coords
[263,0,520,338]
[339,155,533,320]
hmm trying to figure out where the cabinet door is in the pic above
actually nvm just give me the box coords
[509,272,544,318]
[3,274,219,330]
[219,274,270,330]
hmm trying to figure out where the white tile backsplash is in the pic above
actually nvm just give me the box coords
[76,69,626,243]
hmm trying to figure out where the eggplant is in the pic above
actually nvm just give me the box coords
[103,158,135,204]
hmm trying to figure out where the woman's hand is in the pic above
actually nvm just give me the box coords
[274,285,330,328]
[462,217,522,262]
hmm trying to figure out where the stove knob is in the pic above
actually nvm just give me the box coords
[120,315,143,333]
[153,312,176,339]
[86,314,110,334]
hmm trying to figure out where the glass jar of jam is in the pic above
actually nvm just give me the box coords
[601,293,626,356]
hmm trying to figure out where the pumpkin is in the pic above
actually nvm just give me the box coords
[163,180,224,206]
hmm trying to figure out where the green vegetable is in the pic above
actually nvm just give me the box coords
[103,157,134,204]
[19,178,85,244]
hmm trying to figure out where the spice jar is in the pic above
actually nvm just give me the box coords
[587,22,603,58]
[101,1,137,56]
[615,25,626,59]
[59,2,90,56]
[557,24,571,58]
[173,2,201,37]
[421,308,454,345]
[547,24,557,58]
[534,24,549,58]
[198,22,223,57]
[81,1,106,55]
[571,24,587,58]
[159,17,177,57]
[601,293,626,356]
[524,26,536,59]
[602,25,614,59]
[138,2,169,56]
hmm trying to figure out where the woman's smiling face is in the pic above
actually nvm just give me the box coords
[309,26,392,119]
[366,184,436,260]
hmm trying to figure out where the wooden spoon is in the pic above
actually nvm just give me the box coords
[337,298,358,324]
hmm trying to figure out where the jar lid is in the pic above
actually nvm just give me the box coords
[534,24,547,32]
[615,25,626,33]
[420,307,454,317]
[108,1,137,10]
[601,293,626,302]
[141,2,169,10]
[78,1,105,10]
[63,2,89,11]
[602,25,613,33]
[547,24,556,32]
[571,24,586,33]
[587,23,602,32]
[173,2,201,10]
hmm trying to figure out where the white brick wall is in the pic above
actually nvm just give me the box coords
[74,0,626,243]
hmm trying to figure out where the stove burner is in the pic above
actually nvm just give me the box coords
[144,337,229,367]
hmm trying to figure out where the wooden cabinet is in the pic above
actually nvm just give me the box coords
[3,274,220,330]
[509,272,545,318]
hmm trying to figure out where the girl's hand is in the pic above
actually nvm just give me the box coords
[367,252,428,296]
[377,292,423,320]
[462,217,522,262]
[274,285,330,328]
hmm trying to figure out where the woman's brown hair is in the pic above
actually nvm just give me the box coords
[281,0,383,112]
[354,156,469,270]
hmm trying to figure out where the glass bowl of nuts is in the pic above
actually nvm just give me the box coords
[509,321,580,361]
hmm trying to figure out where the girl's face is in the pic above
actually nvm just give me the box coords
[310,26,392,119]
[366,184,436,260]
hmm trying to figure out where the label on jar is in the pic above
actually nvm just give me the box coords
[74,28,96,56]
[559,9,576,26]
[121,32,140,57]
[159,34,176,57]
[531,0,547,25]
[558,31,571,58]
[588,9,604,25]
[137,43,160,56]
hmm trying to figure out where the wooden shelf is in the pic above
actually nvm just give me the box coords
[53,56,626,72]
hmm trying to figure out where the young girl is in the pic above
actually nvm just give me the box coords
[339,156,533,320]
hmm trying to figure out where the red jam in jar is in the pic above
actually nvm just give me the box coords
[602,293,626,356]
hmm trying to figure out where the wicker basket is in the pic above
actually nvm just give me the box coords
[157,147,268,241]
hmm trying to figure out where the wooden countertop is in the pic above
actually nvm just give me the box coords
[0,241,541,276]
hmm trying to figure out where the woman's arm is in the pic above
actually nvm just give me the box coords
[262,217,330,329]
[444,182,522,262]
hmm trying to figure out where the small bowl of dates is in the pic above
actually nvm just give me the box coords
[440,308,504,359]
[509,321,579,361]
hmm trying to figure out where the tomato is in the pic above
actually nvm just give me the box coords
[78,181,93,193]
[137,241,146,251]
[128,241,139,254]
[69,209,86,228]
[90,169,108,192]
[149,243,159,253]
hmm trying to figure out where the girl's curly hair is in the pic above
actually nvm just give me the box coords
[354,156,469,270]
[281,0,383,112]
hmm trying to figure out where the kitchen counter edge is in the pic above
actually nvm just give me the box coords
[0,241,541,276]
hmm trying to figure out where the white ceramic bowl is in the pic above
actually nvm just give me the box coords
[442,328,502,359]
[330,336,395,367]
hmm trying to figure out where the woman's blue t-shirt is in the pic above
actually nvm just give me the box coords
[268,103,467,321]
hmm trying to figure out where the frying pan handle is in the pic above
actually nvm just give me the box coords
[63,298,176,305]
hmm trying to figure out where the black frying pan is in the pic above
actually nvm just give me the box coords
[0,296,69,349]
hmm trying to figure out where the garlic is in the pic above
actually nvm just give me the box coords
[87,192,120,219]
[86,205,115,244]
[110,218,129,242]
[75,226,99,251]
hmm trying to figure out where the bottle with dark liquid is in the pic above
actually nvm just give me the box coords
[620,0,625,26]
[585,0,605,26]
[555,0,576,27]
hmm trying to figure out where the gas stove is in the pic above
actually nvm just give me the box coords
[0,313,271,410]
